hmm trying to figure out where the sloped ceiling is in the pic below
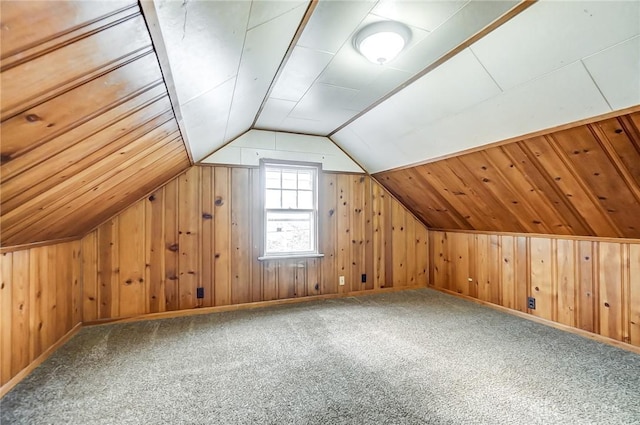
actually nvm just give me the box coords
[2,0,639,247]
[0,1,191,246]
[375,111,640,239]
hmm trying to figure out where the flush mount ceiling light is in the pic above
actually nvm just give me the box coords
[353,21,411,65]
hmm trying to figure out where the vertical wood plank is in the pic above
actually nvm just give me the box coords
[336,174,351,293]
[118,202,146,317]
[11,250,29,377]
[364,177,374,290]
[431,232,449,289]
[200,167,215,307]
[164,178,179,311]
[81,231,98,321]
[500,236,516,309]
[556,239,576,327]
[231,168,251,304]
[577,240,595,332]
[371,182,385,289]
[320,173,337,294]
[476,234,490,302]
[383,187,393,287]
[178,167,200,310]
[307,258,320,296]
[450,232,470,295]
[515,236,529,312]
[629,244,640,346]
[391,199,407,287]
[405,214,417,287]
[598,242,624,341]
[0,253,12,386]
[97,219,118,319]
[350,175,366,292]
[147,189,166,313]
[415,224,429,286]
[262,260,278,301]
[530,237,554,320]
[250,168,262,302]
[28,247,45,361]
[278,261,296,299]
[71,241,82,326]
[214,167,231,306]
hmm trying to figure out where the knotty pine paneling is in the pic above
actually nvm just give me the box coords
[430,230,640,348]
[0,0,190,247]
[0,241,82,389]
[82,165,429,321]
[375,111,640,239]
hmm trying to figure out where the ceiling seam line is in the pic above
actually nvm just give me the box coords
[579,59,613,111]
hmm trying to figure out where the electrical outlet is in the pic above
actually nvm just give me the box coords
[361,274,366,283]
[196,287,204,299]
[339,276,345,286]
[527,296,536,310]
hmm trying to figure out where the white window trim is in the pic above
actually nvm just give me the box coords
[259,159,323,261]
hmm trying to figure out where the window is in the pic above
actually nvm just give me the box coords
[261,160,320,258]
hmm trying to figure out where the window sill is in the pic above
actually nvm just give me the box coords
[258,253,325,261]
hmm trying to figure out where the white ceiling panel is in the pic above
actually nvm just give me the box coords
[388,0,518,74]
[340,48,501,145]
[289,83,359,120]
[583,36,640,111]
[154,0,250,105]
[340,61,611,173]
[255,98,298,128]
[332,127,413,172]
[371,0,469,32]
[347,67,412,110]
[181,78,236,162]
[269,46,334,101]
[297,0,377,54]
[247,0,307,29]
[471,1,640,91]
[224,3,308,145]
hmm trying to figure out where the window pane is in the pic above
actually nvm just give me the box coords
[282,170,297,189]
[298,190,313,209]
[297,171,313,190]
[282,190,297,209]
[266,170,281,189]
[266,211,313,253]
[265,189,281,208]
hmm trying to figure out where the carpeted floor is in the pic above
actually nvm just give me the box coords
[1,288,639,424]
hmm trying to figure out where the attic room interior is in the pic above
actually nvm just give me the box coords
[1,0,639,422]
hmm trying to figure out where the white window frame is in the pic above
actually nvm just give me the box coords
[258,159,323,260]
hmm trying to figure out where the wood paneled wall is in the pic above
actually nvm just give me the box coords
[0,0,190,247]
[375,111,640,239]
[430,230,640,347]
[81,165,428,320]
[0,241,82,389]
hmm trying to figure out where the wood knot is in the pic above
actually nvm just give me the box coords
[533,220,541,224]
[148,195,156,202]
[125,279,133,285]
[0,153,12,164]
[214,253,220,258]
[25,114,41,122]
[168,243,179,252]
[88,296,95,301]
[328,209,334,216]
[202,213,213,219]
[215,197,224,206]
[604,302,610,308]
[554,177,561,181]
[138,278,144,283]
[482,178,490,183]
[614,128,623,134]
[585,256,590,260]
[597,196,607,200]
[359,176,365,183]
[534,286,539,291]
[167,275,178,281]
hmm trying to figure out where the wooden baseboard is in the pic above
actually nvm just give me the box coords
[84,284,428,326]
[428,285,640,355]
[0,322,83,398]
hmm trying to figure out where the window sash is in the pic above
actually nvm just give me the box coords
[261,161,319,257]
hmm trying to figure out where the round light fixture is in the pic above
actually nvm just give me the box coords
[353,21,411,65]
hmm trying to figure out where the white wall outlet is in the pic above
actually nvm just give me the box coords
[339,276,345,286]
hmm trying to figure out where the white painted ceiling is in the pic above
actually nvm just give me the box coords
[145,0,640,172]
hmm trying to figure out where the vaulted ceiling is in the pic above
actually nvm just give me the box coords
[1,0,638,247]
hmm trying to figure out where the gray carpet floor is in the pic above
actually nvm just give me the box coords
[1,288,639,424]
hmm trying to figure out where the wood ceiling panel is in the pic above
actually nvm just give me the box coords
[0,1,190,247]
[375,111,640,239]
